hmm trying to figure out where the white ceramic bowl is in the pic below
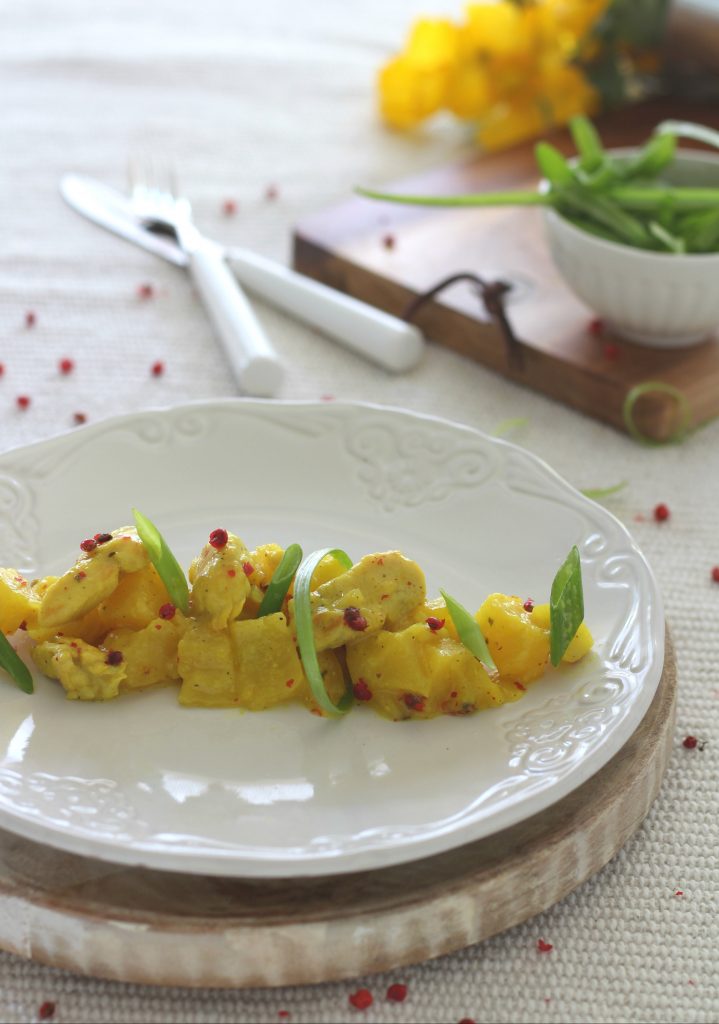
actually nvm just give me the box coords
[543,148,719,347]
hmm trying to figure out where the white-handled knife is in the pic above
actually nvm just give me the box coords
[60,175,425,374]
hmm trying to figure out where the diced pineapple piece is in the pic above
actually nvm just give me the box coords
[32,636,125,700]
[0,569,41,633]
[228,614,305,710]
[394,595,459,640]
[104,614,188,691]
[240,543,285,618]
[530,603,594,663]
[346,623,507,720]
[475,593,550,685]
[177,622,236,706]
[189,532,251,630]
[95,564,170,633]
[178,612,304,709]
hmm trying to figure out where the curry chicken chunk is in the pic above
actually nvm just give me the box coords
[0,526,593,718]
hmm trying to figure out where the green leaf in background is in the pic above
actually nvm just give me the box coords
[0,631,34,694]
[132,508,190,615]
[678,208,719,253]
[257,543,303,617]
[294,547,354,717]
[440,589,497,673]
[655,119,719,153]
[535,142,574,188]
[648,220,686,254]
[549,546,584,667]
[570,116,605,173]
[621,131,676,180]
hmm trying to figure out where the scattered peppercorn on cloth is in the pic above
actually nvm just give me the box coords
[1,2,718,1022]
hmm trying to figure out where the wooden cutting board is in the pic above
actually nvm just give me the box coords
[293,99,719,442]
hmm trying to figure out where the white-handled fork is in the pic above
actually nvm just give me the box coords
[129,161,284,398]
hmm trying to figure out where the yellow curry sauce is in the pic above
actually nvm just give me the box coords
[0,527,593,719]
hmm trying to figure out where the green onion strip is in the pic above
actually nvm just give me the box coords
[622,381,693,446]
[132,508,190,614]
[257,543,303,617]
[0,631,34,694]
[439,589,497,673]
[549,546,584,667]
[294,548,354,717]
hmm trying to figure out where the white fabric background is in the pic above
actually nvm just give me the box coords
[1,2,717,1021]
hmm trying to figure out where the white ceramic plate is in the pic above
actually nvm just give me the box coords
[0,400,663,877]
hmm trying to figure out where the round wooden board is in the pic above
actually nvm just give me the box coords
[0,632,676,989]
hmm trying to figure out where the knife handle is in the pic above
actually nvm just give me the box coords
[188,245,284,397]
[226,248,425,373]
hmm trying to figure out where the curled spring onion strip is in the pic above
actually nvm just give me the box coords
[492,417,529,438]
[257,543,303,617]
[581,481,627,500]
[294,548,354,717]
[439,589,496,673]
[622,381,693,446]
[0,631,33,694]
[132,508,190,615]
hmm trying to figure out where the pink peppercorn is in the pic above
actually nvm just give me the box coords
[25,311,36,328]
[348,989,373,1011]
[38,1002,55,1021]
[426,616,445,631]
[209,528,228,549]
[59,358,74,375]
[654,503,670,522]
[712,567,719,583]
[222,198,238,216]
[537,939,553,953]
[80,538,97,552]
[137,283,154,300]
[73,412,87,425]
[151,361,164,377]
[523,598,534,612]
[386,983,408,1002]
[683,735,698,749]
[158,603,176,620]
[353,679,373,701]
[16,395,30,410]
[344,606,368,631]
[106,650,123,666]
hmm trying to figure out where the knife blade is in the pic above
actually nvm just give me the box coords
[59,173,425,373]
[61,174,189,267]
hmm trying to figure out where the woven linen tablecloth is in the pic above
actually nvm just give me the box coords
[1,2,717,1022]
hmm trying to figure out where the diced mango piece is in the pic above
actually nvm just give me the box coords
[475,593,550,685]
[95,564,171,633]
[32,636,125,700]
[189,532,251,630]
[346,623,507,720]
[177,622,236,706]
[104,614,188,691]
[530,603,594,662]
[0,569,41,633]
